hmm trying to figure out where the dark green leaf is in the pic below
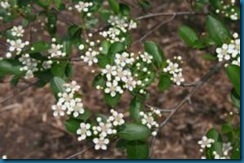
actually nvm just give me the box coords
[65,118,81,134]
[74,109,91,121]
[92,74,106,88]
[206,15,231,45]
[129,97,143,122]
[144,41,165,68]
[51,61,68,79]
[104,93,121,107]
[50,76,66,97]
[178,25,199,47]
[231,89,240,109]
[202,54,217,61]
[118,123,150,141]
[0,59,22,76]
[158,73,172,91]
[119,3,130,16]
[108,0,120,14]
[126,140,149,159]
[30,41,49,53]
[226,65,240,96]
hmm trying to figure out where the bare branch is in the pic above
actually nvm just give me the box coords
[65,144,94,159]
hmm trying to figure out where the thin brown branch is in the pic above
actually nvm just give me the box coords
[65,144,94,159]
[136,11,207,20]
[149,62,224,158]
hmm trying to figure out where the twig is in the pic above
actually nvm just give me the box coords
[136,11,207,20]
[149,62,224,158]
[65,144,94,159]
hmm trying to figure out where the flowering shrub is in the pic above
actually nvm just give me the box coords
[0,0,240,159]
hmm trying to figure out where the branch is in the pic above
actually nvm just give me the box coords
[65,144,94,159]
[136,11,207,20]
[149,62,224,158]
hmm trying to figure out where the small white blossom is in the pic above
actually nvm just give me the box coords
[75,1,93,13]
[52,103,66,117]
[77,123,92,141]
[198,136,215,149]
[102,65,117,81]
[104,81,123,97]
[11,25,24,37]
[0,1,10,9]
[48,43,66,58]
[7,39,29,55]
[108,109,125,126]
[80,49,98,66]
[93,137,109,150]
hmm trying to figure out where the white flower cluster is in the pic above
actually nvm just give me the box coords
[139,107,162,136]
[6,25,29,58]
[163,56,185,85]
[215,0,239,20]
[47,38,66,59]
[79,35,101,66]
[52,81,85,118]
[216,33,240,66]
[74,1,93,16]
[76,109,125,150]
[19,54,39,79]
[100,15,137,43]
[100,52,143,97]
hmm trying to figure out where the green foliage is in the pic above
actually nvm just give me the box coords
[129,97,143,122]
[118,123,151,141]
[126,140,149,159]
[226,65,240,96]
[50,76,66,98]
[206,15,231,45]
[178,25,199,47]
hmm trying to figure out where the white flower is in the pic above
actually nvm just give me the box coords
[19,54,39,79]
[140,52,153,64]
[81,50,98,66]
[78,44,85,50]
[108,109,125,126]
[67,98,84,117]
[104,81,123,97]
[52,103,66,117]
[0,1,10,9]
[75,1,93,13]
[198,136,215,149]
[232,56,240,66]
[102,65,117,81]
[123,76,137,91]
[222,142,232,156]
[48,43,66,58]
[171,72,185,85]
[77,123,92,141]
[163,60,180,74]
[140,112,159,129]
[96,122,115,137]
[114,67,130,82]
[11,25,24,37]
[7,39,29,54]
[63,81,80,93]
[128,20,137,30]
[93,137,110,150]
[216,44,231,61]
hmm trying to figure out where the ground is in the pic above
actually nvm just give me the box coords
[0,0,240,159]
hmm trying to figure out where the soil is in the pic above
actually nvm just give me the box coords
[0,0,240,159]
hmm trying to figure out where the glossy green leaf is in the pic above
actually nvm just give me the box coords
[104,93,121,107]
[178,25,199,47]
[0,59,22,76]
[226,65,240,96]
[108,0,120,14]
[158,73,172,91]
[206,15,231,45]
[231,89,240,109]
[129,97,143,122]
[30,41,49,53]
[118,123,150,141]
[65,118,81,134]
[144,41,165,68]
[126,140,149,159]
[50,76,66,97]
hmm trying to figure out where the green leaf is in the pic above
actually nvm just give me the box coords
[226,65,240,96]
[144,41,165,68]
[68,24,82,44]
[50,76,66,97]
[92,74,106,88]
[158,73,172,91]
[209,0,222,9]
[231,89,240,109]
[108,0,120,14]
[36,0,49,8]
[65,63,74,79]
[129,97,143,122]
[119,3,130,16]
[104,93,121,107]
[74,109,91,121]
[178,25,199,47]
[118,123,151,141]
[51,61,68,79]
[100,40,111,55]
[65,118,81,134]
[221,123,233,134]
[206,128,221,142]
[206,15,231,45]
[138,0,151,9]
[108,42,125,62]
[0,59,22,76]
[202,53,217,61]
[30,41,49,53]
[47,11,57,36]
[126,140,149,159]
